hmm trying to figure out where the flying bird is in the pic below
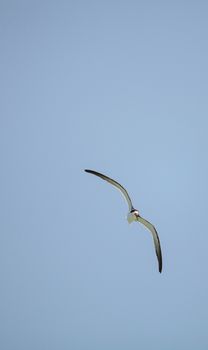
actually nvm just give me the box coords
[85,169,162,273]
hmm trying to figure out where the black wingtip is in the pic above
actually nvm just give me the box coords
[84,169,100,176]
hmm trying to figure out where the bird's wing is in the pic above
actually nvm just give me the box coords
[85,169,133,211]
[136,216,162,273]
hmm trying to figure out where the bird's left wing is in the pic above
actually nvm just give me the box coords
[84,169,134,211]
[136,216,162,273]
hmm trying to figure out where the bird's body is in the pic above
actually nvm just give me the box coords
[127,209,140,223]
[84,169,162,273]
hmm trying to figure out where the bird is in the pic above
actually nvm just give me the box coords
[84,169,162,273]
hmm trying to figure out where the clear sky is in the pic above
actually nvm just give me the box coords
[1,1,208,349]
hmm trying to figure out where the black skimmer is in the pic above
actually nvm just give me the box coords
[85,169,162,273]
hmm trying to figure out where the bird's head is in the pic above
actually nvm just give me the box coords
[130,209,140,218]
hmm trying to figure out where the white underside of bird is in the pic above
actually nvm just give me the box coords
[85,169,162,273]
[127,211,137,223]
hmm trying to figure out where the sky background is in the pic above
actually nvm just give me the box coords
[1,1,208,349]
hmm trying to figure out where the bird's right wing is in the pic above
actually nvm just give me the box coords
[85,169,133,211]
[136,216,162,273]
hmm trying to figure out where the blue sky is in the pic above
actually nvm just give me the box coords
[1,1,208,349]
